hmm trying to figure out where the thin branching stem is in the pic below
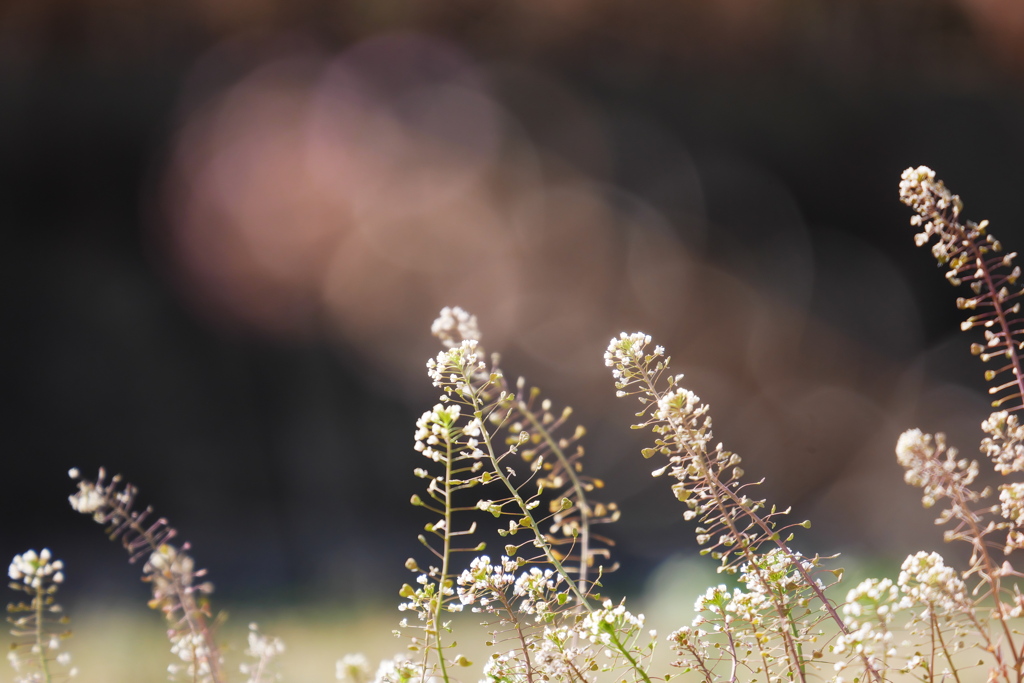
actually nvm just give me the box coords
[33,584,53,683]
[931,610,963,683]
[515,402,593,595]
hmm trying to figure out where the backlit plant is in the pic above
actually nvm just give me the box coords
[9,166,1024,682]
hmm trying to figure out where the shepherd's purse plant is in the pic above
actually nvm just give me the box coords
[9,165,1023,683]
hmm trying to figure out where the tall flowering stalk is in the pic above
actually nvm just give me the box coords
[882,166,1024,683]
[385,308,654,683]
[240,623,286,683]
[899,166,1024,411]
[6,549,77,682]
[431,308,619,596]
[605,334,867,683]
[68,468,225,683]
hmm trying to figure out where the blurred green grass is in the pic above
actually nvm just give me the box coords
[5,602,408,683]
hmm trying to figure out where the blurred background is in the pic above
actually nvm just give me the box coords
[5,0,1024,677]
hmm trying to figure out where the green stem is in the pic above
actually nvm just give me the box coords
[464,364,654,683]
[932,609,963,683]
[607,628,653,683]
[786,607,808,683]
[516,402,593,594]
[466,380,592,612]
[431,427,456,683]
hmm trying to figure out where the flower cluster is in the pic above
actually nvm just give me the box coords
[668,550,833,682]
[890,168,1024,683]
[9,549,64,590]
[833,578,903,675]
[413,403,484,463]
[579,599,646,648]
[7,549,77,682]
[239,623,285,683]
[514,566,567,621]
[900,166,1024,409]
[982,411,1024,475]
[146,543,214,605]
[336,653,371,683]
[431,306,481,349]
[831,552,976,681]
[738,548,821,597]
[372,655,420,683]
[897,551,968,614]
[895,429,981,510]
[999,482,1024,526]
[455,555,520,610]
[604,332,664,395]
[67,467,105,517]
[398,569,455,618]
[899,166,964,258]
[654,387,705,425]
[426,339,488,395]
[67,469,224,682]
[607,331,814,577]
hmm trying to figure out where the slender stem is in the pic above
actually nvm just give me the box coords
[495,592,535,683]
[784,605,808,683]
[467,383,591,611]
[516,402,593,595]
[430,429,455,683]
[34,586,53,683]
[943,482,1017,680]
[606,629,652,683]
[957,218,1024,406]
[719,609,740,683]
[752,633,774,683]
[634,364,882,683]
[124,516,223,683]
[466,373,654,683]
[931,610,963,683]
[928,608,936,683]
[681,640,717,682]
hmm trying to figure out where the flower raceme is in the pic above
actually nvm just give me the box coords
[7,549,77,682]
[67,468,226,683]
[900,165,1024,410]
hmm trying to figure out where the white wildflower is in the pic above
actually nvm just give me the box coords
[336,653,370,683]
[9,549,64,590]
[898,551,967,613]
[431,307,481,348]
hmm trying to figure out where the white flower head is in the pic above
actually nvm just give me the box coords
[898,550,966,612]
[9,549,64,590]
[336,653,371,683]
[68,480,106,515]
[432,307,481,349]
[1000,482,1024,525]
[604,332,654,368]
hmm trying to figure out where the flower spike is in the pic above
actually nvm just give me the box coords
[900,166,1024,411]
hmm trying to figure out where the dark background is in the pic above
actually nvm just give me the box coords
[3,0,1024,609]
